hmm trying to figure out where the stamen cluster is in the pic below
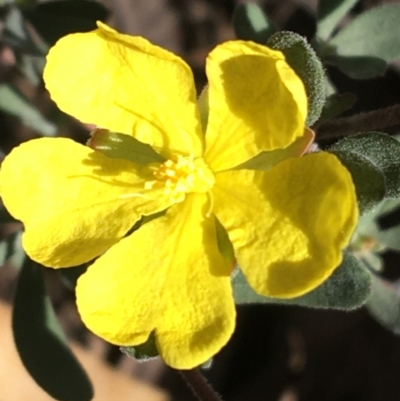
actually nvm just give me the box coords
[145,155,215,204]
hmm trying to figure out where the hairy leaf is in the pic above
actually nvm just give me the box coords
[329,150,386,215]
[331,132,400,198]
[233,252,371,310]
[267,31,325,125]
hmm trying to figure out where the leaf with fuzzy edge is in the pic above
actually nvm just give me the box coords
[329,150,386,215]
[267,31,325,126]
[331,132,400,198]
[233,252,371,310]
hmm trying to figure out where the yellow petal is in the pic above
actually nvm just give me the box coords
[0,138,169,267]
[204,40,308,172]
[213,152,358,298]
[43,22,203,156]
[76,194,235,369]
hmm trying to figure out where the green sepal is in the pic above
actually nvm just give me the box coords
[197,86,209,133]
[23,0,109,47]
[329,150,386,215]
[121,332,159,362]
[331,132,400,198]
[316,92,357,125]
[215,217,235,267]
[267,31,325,126]
[232,252,371,310]
[317,0,358,41]
[329,4,400,78]
[88,129,165,165]
[366,274,400,335]
[232,3,277,44]
[13,259,93,401]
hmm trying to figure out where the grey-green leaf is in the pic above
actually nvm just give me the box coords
[329,150,386,215]
[267,31,325,125]
[327,54,387,80]
[366,274,400,335]
[232,3,277,43]
[330,4,400,64]
[13,260,93,401]
[317,0,359,41]
[0,84,57,136]
[232,252,371,310]
[331,132,400,198]
[376,227,400,252]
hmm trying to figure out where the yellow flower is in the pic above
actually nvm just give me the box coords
[0,22,358,369]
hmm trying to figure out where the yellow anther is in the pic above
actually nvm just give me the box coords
[145,154,215,205]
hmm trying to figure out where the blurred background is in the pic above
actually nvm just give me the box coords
[2,0,400,400]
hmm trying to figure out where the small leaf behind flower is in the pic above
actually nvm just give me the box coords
[121,332,159,361]
[13,259,93,401]
[233,252,371,310]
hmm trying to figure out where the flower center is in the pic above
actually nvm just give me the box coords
[145,154,215,204]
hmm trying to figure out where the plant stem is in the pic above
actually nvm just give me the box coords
[178,369,224,401]
[316,103,400,139]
